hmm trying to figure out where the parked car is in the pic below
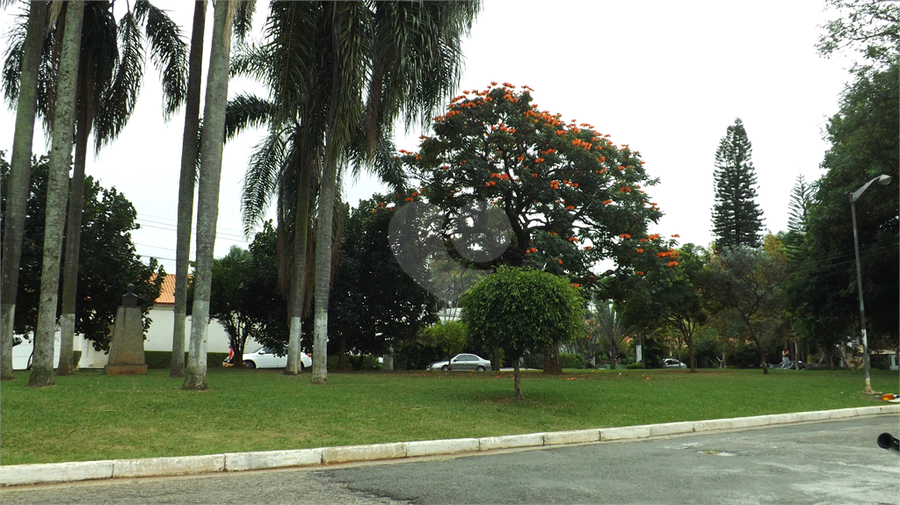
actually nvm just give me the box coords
[243,347,312,370]
[663,358,687,369]
[426,353,491,371]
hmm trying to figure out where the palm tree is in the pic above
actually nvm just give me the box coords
[0,0,49,380]
[590,301,631,371]
[183,0,240,391]
[2,1,188,375]
[310,1,479,384]
[28,0,85,387]
[228,2,478,382]
[171,0,207,378]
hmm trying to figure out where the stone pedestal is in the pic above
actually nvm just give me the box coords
[105,285,148,375]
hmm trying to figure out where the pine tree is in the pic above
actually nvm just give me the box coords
[711,118,764,249]
[787,173,812,234]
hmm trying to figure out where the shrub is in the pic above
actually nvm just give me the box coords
[559,353,583,369]
[626,362,646,369]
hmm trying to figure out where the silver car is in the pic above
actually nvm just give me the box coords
[427,353,491,371]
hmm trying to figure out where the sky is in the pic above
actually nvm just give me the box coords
[0,1,859,273]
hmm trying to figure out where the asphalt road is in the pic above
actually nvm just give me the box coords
[3,416,898,505]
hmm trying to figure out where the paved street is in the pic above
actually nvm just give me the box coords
[2,415,898,505]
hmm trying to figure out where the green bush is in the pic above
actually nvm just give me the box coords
[626,362,646,369]
[559,353,583,369]
[72,350,82,369]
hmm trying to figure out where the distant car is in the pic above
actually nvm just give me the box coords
[663,358,687,369]
[427,353,491,371]
[243,347,312,370]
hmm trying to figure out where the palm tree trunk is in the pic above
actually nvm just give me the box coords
[311,156,338,385]
[1,0,48,380]
[285,163,312,375]
[171,0,207,378]
[57,109,90,376]
[29,1,85,388]
[183,0,235,391]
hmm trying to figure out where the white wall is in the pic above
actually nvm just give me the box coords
[11,305,236,370]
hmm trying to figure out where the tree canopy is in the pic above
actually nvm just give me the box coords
[398,83,675,295]
[460,267,583,398]
[0,153,163,350]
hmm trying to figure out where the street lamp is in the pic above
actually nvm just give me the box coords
[849,174,891,395]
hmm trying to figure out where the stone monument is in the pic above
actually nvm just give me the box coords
[104,284,148,375]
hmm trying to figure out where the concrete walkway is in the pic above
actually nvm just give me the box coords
[2,404,897,487]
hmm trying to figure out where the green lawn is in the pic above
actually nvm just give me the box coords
[1,367,895,466]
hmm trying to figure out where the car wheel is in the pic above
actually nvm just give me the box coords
[441,365,449,371]
[244,361,256,369]
[476,366,486,371]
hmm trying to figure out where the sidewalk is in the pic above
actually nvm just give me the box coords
[2,404,897,487]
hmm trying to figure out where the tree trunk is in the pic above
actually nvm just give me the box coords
[57,98,92,376]
[1,0,48,380]
[29,1,85,387]
[513,356,523,399]
[311,156,338,385]
[171,0,207,378]
[184,0,235,391]
[285,163,312,375]
[542,344,562,375]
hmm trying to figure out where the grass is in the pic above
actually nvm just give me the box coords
[1,367,896,466]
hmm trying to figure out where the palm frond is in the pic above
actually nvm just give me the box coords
[229,41,270,82]
[243,126,290,232]
[1,5,26,105]
[93,11,144,151]
[134,0,188,117]
[225,92,273,140]
[233,0,257,42]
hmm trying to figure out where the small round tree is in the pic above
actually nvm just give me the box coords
[460,267,583,398]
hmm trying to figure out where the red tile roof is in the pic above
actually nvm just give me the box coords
[153,274,176,305]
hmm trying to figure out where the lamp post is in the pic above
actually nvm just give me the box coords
[849,174,892,395]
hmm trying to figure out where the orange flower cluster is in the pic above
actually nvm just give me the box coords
[583,246,593,250]
[489,172,510,181]
[485,181,497,187]
[532,172,539,178]
[534,157,545,163]
[523,109,562,127]
[541,148,557,155]
[667,261,679,268]
[555,130,567,136]
[571,283,580,288]
[602,199,612,205]
[571,139,593,150]
[566,205,575,210]
[619,233,631,239]
[636,248,644,253]
[525,247,538,253]
[648,234,660,240]
[550,180,560,189]
[636,271,645,276]
[620,187,632,193]
[567,236,578,242]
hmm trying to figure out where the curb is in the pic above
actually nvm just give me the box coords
[2,405,897,487]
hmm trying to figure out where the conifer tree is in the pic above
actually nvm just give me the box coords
[711,118,764,249]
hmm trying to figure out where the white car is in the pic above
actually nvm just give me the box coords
[663,358,687,369]
[243,347,312,370]
[426,353,491,371]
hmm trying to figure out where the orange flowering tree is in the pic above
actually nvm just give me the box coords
[397,83,677,294]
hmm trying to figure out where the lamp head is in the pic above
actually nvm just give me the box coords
[877,174,892,185]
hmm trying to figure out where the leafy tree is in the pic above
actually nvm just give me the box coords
[817,0,900,68]
[208,224,288,369]
[0,154,163,352]
[783,175,813,262]
[399,83,674,372]
[417,321,467,371]
[0,0,48,380]
[329,197,438,369]
[702,243,788,374]
[623,243,708,371]
[786,62,898,360]
[460,267,583,398]
[711,118,764,250]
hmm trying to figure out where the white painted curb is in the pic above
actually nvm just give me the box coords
[3,404,897,487]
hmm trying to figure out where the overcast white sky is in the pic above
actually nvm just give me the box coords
[1,1,858,272]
